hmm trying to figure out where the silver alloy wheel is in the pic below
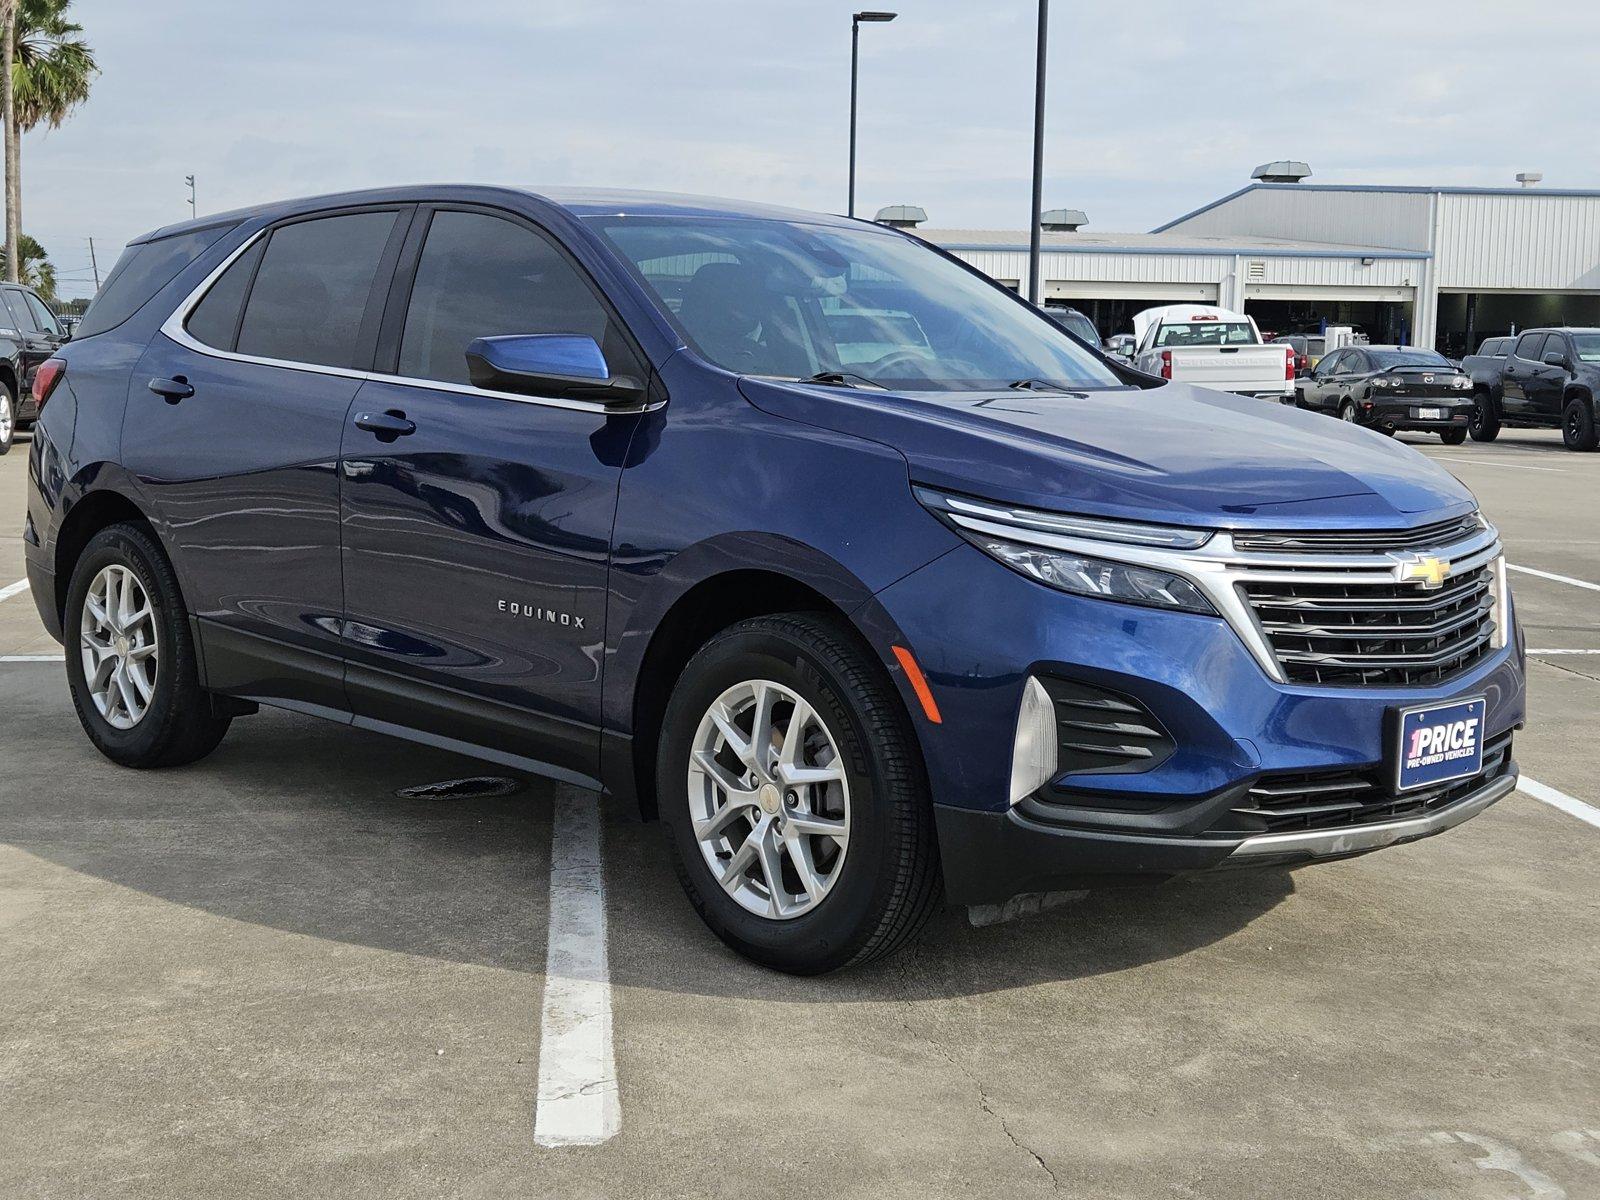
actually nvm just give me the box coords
[687,678,851,920]
[1341,403,1357,422]
[0,389,12,444]
[79,563,160,730]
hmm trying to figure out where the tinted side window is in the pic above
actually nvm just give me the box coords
[1344,351,1368,373]
[185,238,266,351]
[397,210,638,387]
[1515,333,1546,361]
[22,291,61,337]
[236,212,399,369]
[3,290,40,333]
[74,224,235,340]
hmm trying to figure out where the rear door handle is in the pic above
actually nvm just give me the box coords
[148,376,194,402]
[354,409,416,440]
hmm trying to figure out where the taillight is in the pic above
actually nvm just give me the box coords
[1159,350,1172,379]
[32,357,65,411]
[1285,347,1297,380]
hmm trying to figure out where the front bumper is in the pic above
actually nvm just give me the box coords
[872,542,1527,906]
[934,765,1517,905]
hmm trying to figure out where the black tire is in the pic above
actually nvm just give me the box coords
[1468,392,1501,442]
[657,612,941,974]
[64,523,232,768]
[1439,427,1468,445]
[1562,397,1598,451]
[0,378,14,456]
[1339,400,1359,425]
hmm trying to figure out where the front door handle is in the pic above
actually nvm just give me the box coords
[148,376,194,402]
[354,409,416,441]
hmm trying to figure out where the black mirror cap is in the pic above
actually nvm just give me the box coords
[1543,350,1570,369]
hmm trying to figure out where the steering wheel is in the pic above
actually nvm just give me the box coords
[862,348,956,380]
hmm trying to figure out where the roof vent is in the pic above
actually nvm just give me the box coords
[1251,160,1312,184]
[874,204,927,228]
[1040,207,1087,231]
[1516,171,1543,188]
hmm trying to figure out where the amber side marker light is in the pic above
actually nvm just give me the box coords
[890,645,942,724]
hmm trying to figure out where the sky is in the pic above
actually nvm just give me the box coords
[22,0,1600,299]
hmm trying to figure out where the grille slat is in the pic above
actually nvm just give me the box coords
[1242,552,1499,687]
[1235,733,1513,833]
[1232,514,1482,554]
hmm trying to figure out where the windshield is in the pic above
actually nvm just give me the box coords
[1153,321,1256,347]
[1368,349,1451,369]
[1570,334,1600,362]
[586,215,1122,391]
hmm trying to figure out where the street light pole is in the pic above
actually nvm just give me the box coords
[185,174,196,218]
[1027,0,1049,304]
[848,11,897,219]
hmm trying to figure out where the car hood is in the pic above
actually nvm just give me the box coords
[740,378,1477,528]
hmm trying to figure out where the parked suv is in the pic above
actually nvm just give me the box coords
[25,187,1526,973]
[1461,328,1600,450]
[0,280,66,455]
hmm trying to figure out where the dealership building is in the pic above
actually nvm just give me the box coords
[917,179,1600,355]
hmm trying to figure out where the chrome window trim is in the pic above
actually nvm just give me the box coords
[159,227,664,416]
[929,490,1505,686]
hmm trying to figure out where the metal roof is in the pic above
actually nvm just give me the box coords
[917,228,1429,260]
[1153,182,1600,233]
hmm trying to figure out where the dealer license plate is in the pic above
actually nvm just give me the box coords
[1415,406,1443,420]
[1394,697,1486,791]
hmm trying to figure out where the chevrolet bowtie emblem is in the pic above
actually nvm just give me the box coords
[1393,553,1452,590]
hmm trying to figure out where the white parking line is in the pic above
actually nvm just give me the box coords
[0,578,29,602]
[1528,649,1600,656]
[1519,776,1600,832]
[1508,563,1600,593]
[1434,456,1564,473]
[0,654,62,662]
[533,793,619,1148]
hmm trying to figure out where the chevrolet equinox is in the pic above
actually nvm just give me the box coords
[23,187,1527,973]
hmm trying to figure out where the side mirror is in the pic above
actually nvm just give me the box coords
[1543,349,1570,369]
[464,334,644,405]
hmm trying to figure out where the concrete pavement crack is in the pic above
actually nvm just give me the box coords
[891,955,1063,1192]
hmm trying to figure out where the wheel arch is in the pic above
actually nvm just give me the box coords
[52,488,161,625]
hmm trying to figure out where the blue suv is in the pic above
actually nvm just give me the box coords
[24,187,1526,973]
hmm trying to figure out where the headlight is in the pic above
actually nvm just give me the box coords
[977,538,1218,615]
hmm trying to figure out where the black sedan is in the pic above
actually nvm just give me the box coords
[1295,346,1474,443]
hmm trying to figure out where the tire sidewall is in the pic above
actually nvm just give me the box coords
[658,625,900,970]
[0,380,13,455]
[1563,398,1597,451]
[64,527,185,762]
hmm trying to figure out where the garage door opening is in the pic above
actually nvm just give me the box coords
[1438,292,1600,359]
[1244,299,1414,348]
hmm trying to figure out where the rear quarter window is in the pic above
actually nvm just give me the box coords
[73,224,237,340]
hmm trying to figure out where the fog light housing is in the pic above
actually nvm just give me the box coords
[1009,676,1058,807]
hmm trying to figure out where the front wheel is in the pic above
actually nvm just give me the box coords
[1439,427,1468,445]
[1563,397,1598,451]
[657,613,940,974]
[1468,393,1501,442]
[64,523,233,768]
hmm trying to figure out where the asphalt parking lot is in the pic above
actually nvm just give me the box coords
[2,430,1597,1200]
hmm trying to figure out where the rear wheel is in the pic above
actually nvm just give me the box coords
[657,613,940,974]
[1339,401,1358,424]
[1439,427,1468,445]
[0,379,13,456]
[1468,392,1501,442]
[64,523,232,768]
[1562,397,1598,451]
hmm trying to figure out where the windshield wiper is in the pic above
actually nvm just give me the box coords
[799,371,889,390]
[1008,378,1075,392]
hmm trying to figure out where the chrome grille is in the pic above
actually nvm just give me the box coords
[1232,732,1513,833]
[1231,514,1482,555]
[1243,560,1497,686]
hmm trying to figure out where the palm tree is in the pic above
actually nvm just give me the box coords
[0,231,55,298]
[3,0,95,283]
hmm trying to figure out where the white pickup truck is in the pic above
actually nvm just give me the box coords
[1130,305,1294,401]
